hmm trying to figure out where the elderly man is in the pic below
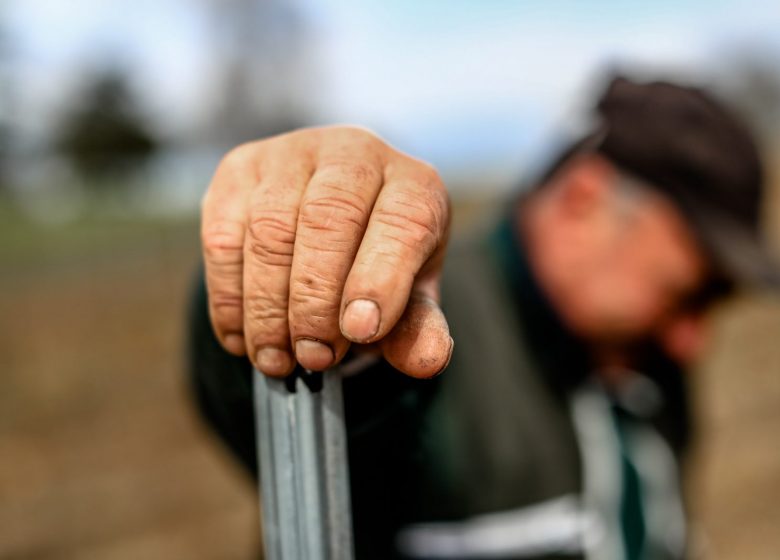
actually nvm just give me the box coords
[188,77,774,559]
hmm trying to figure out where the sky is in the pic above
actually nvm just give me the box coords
[306,0,780,177]
[5,0,780,193]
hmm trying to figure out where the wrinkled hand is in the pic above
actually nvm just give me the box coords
[201,126,453,378]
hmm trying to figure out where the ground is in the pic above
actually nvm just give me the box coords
[0,200,779,559]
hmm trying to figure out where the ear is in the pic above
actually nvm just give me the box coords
[556,154,619,219]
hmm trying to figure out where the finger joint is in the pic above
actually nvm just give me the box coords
[247,208,297,266]
[373,194,442,254]
[202,220,245,265]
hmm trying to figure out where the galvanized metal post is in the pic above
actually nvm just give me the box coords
[253,367,354,559]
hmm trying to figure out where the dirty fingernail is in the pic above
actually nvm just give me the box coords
[342,299,380,341]
[295,339,334,371]
[433,336,455,377]
[255,347,292,376]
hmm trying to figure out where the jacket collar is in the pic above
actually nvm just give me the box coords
[489,209,592,394]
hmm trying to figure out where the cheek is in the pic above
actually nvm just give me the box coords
[589,276,665,334]
[564,201,707,343]
[575,251,671,339]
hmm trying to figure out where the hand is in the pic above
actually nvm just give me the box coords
[201,126,453,378]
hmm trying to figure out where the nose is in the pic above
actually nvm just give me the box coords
[658,312,709,366]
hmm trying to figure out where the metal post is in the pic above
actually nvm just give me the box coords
[253,366,355,560]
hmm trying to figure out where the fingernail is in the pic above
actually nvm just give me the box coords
[295,339,334,371]
[223,334,245,355]
[342,299,380,342]
[255,347,292,376]
[432,336,455,377]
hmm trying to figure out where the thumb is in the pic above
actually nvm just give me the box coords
[379,289,453,379]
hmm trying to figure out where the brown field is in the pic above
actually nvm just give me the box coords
[1,198,779,559]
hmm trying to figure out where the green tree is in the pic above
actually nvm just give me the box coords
[55,70,158,183]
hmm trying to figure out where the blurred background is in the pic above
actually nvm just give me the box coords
[1,0,780,558]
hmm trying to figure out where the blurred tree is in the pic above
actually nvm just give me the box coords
[717,50,780,145]
[54,70,158,184]
[202,0,313,144]
[0,12,11,192]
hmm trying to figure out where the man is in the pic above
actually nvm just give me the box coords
[188,76,775,559]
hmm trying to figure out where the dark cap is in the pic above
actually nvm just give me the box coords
[593,75,778,287]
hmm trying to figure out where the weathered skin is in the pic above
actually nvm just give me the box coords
[201,126,453,378]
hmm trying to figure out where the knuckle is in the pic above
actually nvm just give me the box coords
[414,167,448,212]
[329,125,382,147]
[199,189,212,213]
[289,270,341,320]
[299,193,368,235]
[209,290,243,330]
[219,142,259,174]
[201,142,263,213]
[206,143,262,197]
[374,194,443,251]
[202,220,244,265]
[291,267,340,303]
[244,292,288,332]
[415,161,443,188]
[247,208,297,266]
[246,312,287,348]
[246,302,288,325]
[318,159,381,186]
[210,289,243,313]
